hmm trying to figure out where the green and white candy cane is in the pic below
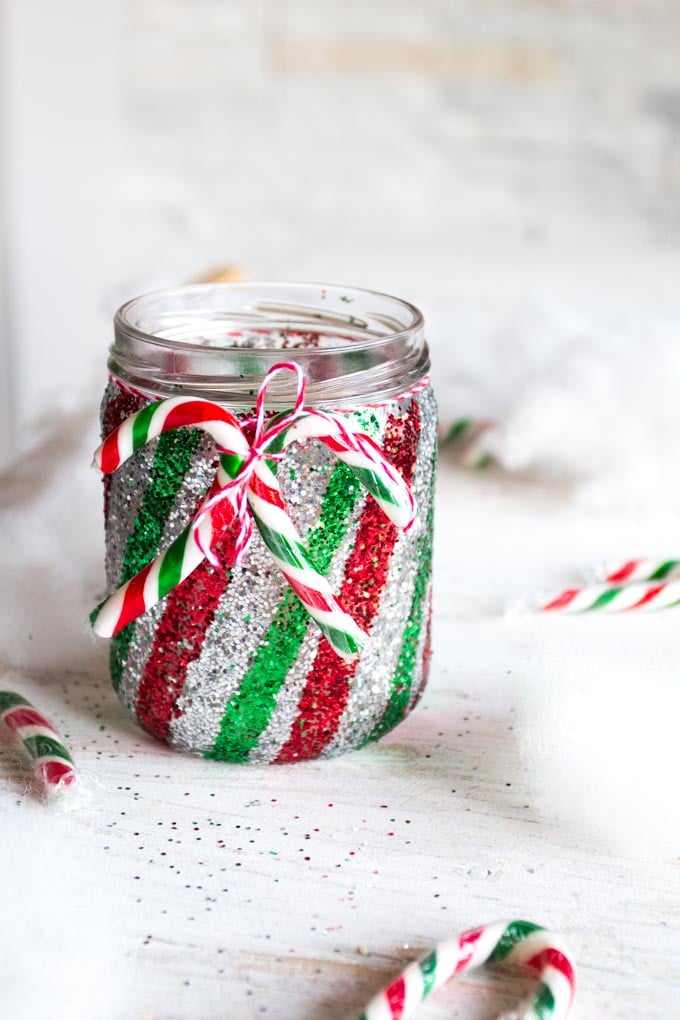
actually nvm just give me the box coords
[359,919,575,1020]
[91,363,416,661]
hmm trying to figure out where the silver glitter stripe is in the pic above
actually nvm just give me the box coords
[407,580,433,711]
[323,387,437,756]
[115,434,217,718]
[249,408,388,764]
[168,438,338,754]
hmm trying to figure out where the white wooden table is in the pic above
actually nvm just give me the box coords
[2,454,679,1019]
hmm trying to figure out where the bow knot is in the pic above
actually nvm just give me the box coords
[92,362,416,662]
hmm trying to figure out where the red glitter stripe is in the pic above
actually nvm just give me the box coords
[134,520,238,743]
[275,402,421,763]
[606,560,638,583]
[2,707,54,734]
[628,582,664,609]
[38,760,76,785]
[281,572,336,613]
[163,400,239,432]
[249,472,286,510]
[525,948,575,992]
[385,976,407,1018]
[542,588,579,611]
[116,564,154,634]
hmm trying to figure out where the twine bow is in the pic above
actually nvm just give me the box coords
[91,362,416,660]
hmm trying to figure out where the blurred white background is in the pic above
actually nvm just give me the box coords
[2,0,680,467]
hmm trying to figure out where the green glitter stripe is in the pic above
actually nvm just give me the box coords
[419,950,438,996]
[350,465,399,506]
[587,586,622,611]
[366,467,435,743]
[206,461,363,763]
[533,982,557,1019]
[650,560,680,580]
[110,430,204,693]
[158,526,192,595]
[24,734,73,763]
[0,690,31,713]
[132,403,158,453]
[488,921,545,964]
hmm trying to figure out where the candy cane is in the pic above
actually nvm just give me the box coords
[539,579,680,613]
[443,417,495,469]
[359,919,575,1020]
[91,364,416,661]
[0,690,77,794]
[594,558,680,584]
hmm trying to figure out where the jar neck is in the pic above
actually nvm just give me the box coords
[109,282,429,408]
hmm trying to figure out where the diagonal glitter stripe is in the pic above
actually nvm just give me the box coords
[110,430,217,711]
[366,467,435,744]
[407,579,433,712]
[249,414,387,764]
[205,460,367,762]
[325,388,437,755]
[101,383,149,584]
[169,439,339,755]
[274,402,421,763]
[134,516,241,743]
[108,429,205,694]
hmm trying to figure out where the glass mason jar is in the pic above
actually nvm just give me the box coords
[98,282,437,763]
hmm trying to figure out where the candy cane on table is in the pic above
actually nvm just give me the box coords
[538,579,680,613]
[91,363,416,660]
[442,417,496,469]
[592,558,680,585]
[0,689,78,795]
[359,919,575,1020]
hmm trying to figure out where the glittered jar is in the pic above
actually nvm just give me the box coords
[97,283,436,763]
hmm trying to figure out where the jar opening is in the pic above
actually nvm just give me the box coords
[111,282,428,407]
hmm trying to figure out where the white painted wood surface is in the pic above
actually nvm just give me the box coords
[2,456,679,1019]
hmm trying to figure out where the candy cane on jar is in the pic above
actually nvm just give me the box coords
[91,365,416,661]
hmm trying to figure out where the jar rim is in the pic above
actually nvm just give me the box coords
[110,281,429,406]
[115,280,424,352]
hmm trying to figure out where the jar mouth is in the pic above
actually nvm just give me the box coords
[110,282,429,407]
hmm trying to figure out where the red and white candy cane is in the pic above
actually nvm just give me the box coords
[359,919,575,1020]
[539,579,680,613]
[0,689,77,794]
[91,362,416,661]
[594,557,680,585]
